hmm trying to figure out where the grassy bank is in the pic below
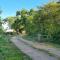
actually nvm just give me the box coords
[0,34,32,60]
[22,35,60,47]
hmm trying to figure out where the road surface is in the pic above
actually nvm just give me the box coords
[11,36,58,60]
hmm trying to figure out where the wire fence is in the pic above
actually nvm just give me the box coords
[22,33,60,43]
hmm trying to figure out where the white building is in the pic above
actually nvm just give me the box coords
[2,20,14,33]
[2,21,10,30]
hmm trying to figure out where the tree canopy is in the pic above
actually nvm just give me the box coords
[6,2,60,44]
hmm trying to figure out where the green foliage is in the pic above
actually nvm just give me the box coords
[0,34,32,60]
[33,3,60,43]
[9,3,60,44]
[12,9,36,34]
[5,17,16,28]
[0,18,3,34]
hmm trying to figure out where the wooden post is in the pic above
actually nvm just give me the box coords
[38,34,41,42]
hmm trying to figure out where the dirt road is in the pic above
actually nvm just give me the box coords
[11,36,58,60]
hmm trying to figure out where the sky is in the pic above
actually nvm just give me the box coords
[0,0,50,18]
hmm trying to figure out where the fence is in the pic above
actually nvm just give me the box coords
[22,34,51,42]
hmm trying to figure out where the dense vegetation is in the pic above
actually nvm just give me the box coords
[0,34,32,60]
[5,2,60,44]
[0,10,31,60]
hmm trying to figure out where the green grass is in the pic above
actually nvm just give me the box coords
[0,34,32,60]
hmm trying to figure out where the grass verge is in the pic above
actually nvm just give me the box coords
[0,34,32,60]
